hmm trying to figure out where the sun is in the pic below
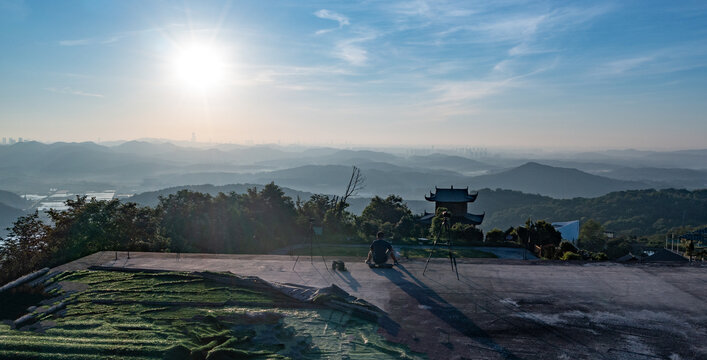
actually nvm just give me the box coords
[172,42,226,91]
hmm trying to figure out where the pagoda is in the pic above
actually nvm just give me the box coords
[419,186,484,226]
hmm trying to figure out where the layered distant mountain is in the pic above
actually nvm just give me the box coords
[600,167,707,189]
[249,164,471,198]
[129,184,315,208]
[543,148,707,170]
[0,141,704,198]
[467,162,650,198]
[133,161,655,203]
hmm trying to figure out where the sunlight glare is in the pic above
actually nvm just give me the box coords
[172,42,226,91]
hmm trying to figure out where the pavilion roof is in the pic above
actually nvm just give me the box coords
[463,213,485,225]
[425,186,478,203]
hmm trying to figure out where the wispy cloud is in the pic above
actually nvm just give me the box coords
[389,0,476,19]
[335,40,368,66]
[473,14,548,41]
[427,63,554,109]
[58,25,184,46]
[391,0,431,17]
[431,79,513,104]
[508,42,557,56]
[314,9,349,27]
[591,42,707,78]
[420,3,613,51]
[59,35,123,46]
[45,87,104,98]
[314,9,349,35]
[597,56,655,75]
[330,27,379,66]
[233,64,354,92]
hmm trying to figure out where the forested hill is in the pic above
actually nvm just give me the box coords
[0,190,28,236]
[477,188,707,236]
[0,202,24,235]
[0,190,30,210]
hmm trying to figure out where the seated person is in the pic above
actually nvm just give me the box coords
[365,231,399,265]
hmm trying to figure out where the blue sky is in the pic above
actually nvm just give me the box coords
[0,0,706,149]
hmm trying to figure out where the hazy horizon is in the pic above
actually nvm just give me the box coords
[2,137,706,153]
[1,1,706,149]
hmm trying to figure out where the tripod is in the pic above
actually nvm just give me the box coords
[423,216,459,280]
[292,218,319,271]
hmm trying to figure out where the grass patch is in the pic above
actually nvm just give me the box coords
[0,270,426,359]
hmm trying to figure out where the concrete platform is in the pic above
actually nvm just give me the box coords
[56,252,707,360]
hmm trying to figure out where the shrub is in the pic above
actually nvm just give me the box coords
[450,223,483,244]
[592,252,608,261]
[558,241,578,255]
[485,228,505,243]
[561,251,582,261]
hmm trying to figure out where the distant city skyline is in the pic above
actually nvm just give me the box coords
[1,1,706,150]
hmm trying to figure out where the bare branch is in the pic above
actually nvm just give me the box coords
[339,166,365,208]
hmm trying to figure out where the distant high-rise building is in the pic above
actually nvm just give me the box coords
[1,137,6,145]
[191,132,196,142]
[8,137,16,145]
[18,137,23,143]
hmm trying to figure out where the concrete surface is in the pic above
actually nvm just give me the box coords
[55,252,707,360]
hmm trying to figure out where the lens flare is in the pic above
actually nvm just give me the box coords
[172,42,225,91]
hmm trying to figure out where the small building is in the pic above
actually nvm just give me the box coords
[679,227,707,247]
[551,220,580,245]
[419,186,484,225]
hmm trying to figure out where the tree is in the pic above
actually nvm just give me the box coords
[306,167,362,240]
[359,195,413,239]
[558,241,578,256]
[606,237,632,259]
[113,202,166,255]
[361,195,411,224]
[337,166,365,212]
[516,225,530,248]
[504,227,518,243]
[297,194,336,225]
[534,221,562,247]
[0,212,51,285]
[158,190,214,253]
[485,228,505,243]
[578,219,606,252]
[0,196,169,285]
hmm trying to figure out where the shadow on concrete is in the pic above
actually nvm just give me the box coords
[332,269,361,291]
[373,264,522,360]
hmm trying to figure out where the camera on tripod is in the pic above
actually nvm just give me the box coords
[425,210,459,279]
[440,210,451,224]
